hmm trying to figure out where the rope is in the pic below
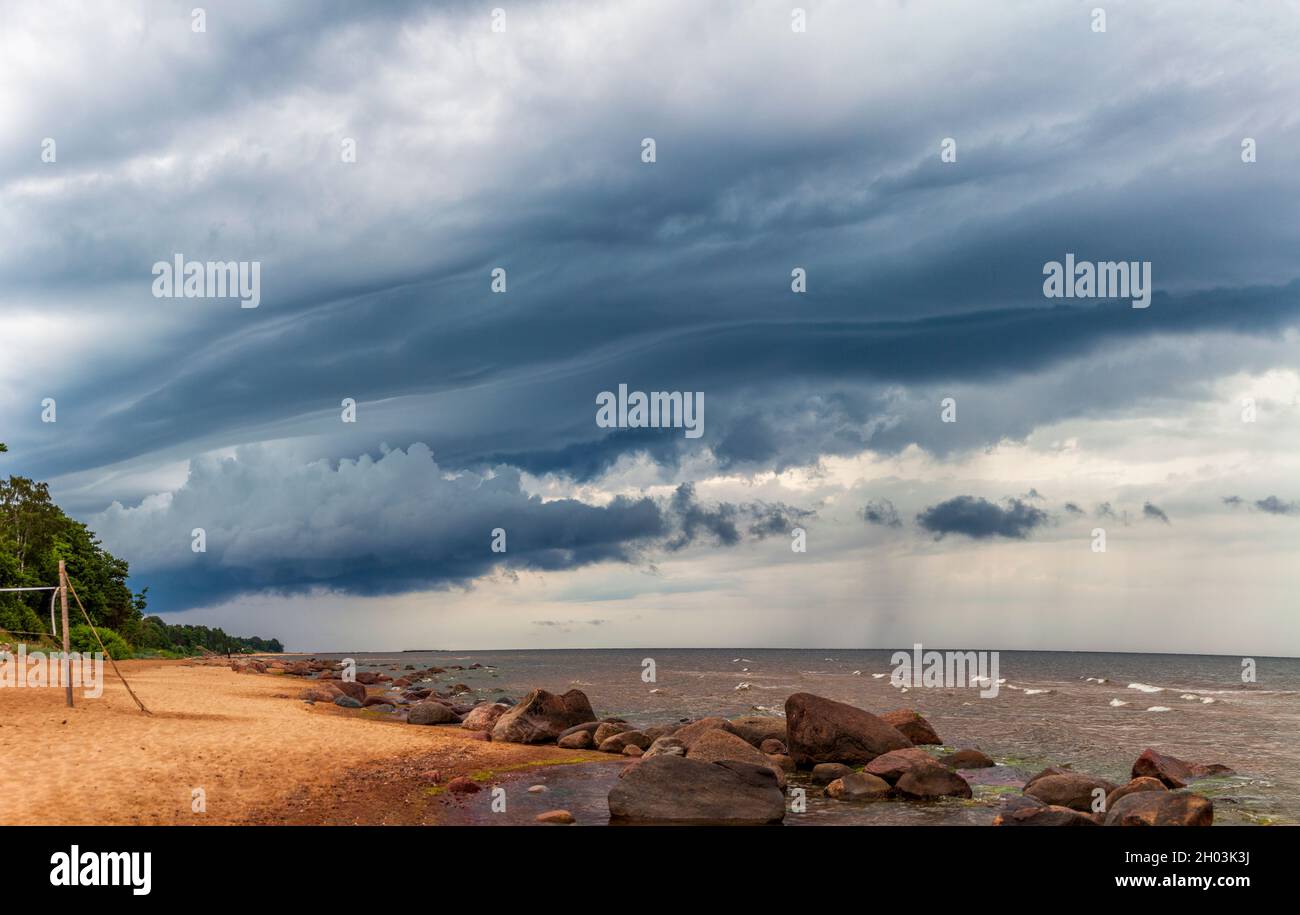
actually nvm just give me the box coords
[64,577,151,716]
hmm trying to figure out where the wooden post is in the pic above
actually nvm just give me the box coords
[59,560,72,708]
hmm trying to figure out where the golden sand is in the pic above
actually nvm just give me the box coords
[0,659,599,825]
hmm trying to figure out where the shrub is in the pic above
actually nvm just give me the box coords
[68,624,133,660]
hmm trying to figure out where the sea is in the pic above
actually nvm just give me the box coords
[303,648,1300,826]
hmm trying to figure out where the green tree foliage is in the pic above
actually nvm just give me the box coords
[1,443,281,653]
[68,624,133,659]
[133,615,283,654]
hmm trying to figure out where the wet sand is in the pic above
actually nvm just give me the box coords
[0,659,602,825]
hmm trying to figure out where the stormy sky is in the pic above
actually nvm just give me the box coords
[2,0,1298,654]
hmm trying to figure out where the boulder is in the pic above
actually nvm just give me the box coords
[1024,766,1071,789]
[557,730,594,750]
[558,721,601,740]
[994,795,1098,827]
[1105,777,1167,811]
[1131,748,1234,788]
[409,701,461,725]
[1104,791,1214,826]
[642,736,686,759]
[760,738,787,756]
[687,728,786,787]
[593,721,632,746]
[536,810,575,825]
[460,702,507,732]
[446,777,481,795]
[641,723,682,741]
[944,749,995,769]
[607,756,785,825]
[768,754,796,773]
[825,772,891,801]
[354,671,383,685]
[599,731,653,753]
[784,692,912,767]
[880,709,942,745]
[362,695,396,708]
[298,688,337,702]
[1024,773,1117,812]
[727,716,787,748]
[895,761,972,799]
[334,680,367,703]
[864,748,939,784]
[490,689,597,744]
[623,745,643,757]
[811,763,854,785]
[333,695,362,709]
[671,717,733,749]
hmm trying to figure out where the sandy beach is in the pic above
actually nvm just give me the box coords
[0,660,602,825]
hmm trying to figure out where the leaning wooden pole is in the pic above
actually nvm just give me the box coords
[59,560,72,708]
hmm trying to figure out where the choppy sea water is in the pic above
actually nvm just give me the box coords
[313,648,1300,826]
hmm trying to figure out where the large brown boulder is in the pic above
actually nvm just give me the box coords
[1024,773,1117,812]
[593,721,632,746]
[643,736,686,759]
[460,702,508,732]
[1104,791,1214,826]
[944,749,995,769]
[994,795,1098,827]
[334,680,367,703]
[784,693,912,767]
[607,756,785,825]
[880,709,942,745]
[687,728,786,787]
[1131,748,1234,788]
[864,748,938,784]
[727,716,787,748]
[811,763,854,785]
[1105,777,1167,811]
[671,717,734,749]
[895,761,972,799]
[599,731,652,754]
[557,730,594,750]
[826,772,891,801]
[408,701,460,725]
[490,689,597,744]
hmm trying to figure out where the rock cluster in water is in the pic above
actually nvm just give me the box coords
[241,657,1232,826]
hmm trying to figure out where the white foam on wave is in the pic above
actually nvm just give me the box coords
[871,673,886,679]
[1084,677,1109,684]
[1147,705,1172,712]
[1023,688,1054,695]
[1127,682,1164,693]
[1109,698,1129,707]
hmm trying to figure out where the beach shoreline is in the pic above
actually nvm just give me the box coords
[0,659,601,826]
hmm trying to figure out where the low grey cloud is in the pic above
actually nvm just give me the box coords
[916,496,1050,541]
[89,445,807,611]
[1255,496,1299,516]
[861,499,903,528]
[1143,502,1172,524]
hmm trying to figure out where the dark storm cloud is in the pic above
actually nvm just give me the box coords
[1063,502,1084,515]
[916,496,1050,540]
[1143,502,1171,524]
[4,0,1299,613]
[89,445,810,611]
[1255,496,1299,516]
[663,483,810,551]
